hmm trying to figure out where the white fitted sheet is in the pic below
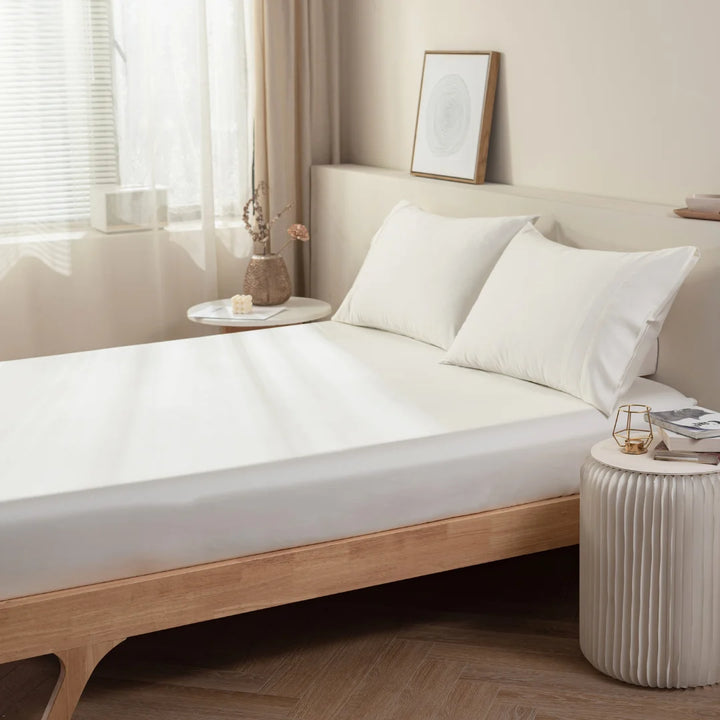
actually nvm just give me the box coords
[0,322,692,600]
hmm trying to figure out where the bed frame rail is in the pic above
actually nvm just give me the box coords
[0,494,579,719]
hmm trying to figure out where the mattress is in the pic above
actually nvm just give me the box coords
[0,321,692,600]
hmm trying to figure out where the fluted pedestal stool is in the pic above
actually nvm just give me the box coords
[580,438,720,688]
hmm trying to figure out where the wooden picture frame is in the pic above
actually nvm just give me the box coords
[411,51,500,184]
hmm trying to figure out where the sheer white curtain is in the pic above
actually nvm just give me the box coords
[0,0,253,360]
[113,0,250,223]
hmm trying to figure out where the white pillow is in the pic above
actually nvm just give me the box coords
[638,337,659,377]
[443,223,698,414]
[333,202,536,349]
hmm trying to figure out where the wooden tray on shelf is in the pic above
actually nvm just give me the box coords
[674,207,720,222]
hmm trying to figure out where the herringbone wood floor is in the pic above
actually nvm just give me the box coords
[2,546,720,719]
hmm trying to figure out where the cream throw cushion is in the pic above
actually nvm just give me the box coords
[443,223,699,414]
[333,202,536,349]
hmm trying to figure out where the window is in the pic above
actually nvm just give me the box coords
[0,0,118,231]
[111,0,251,223]
[0,0,250,234]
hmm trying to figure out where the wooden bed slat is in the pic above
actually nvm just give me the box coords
[0,494,578,666]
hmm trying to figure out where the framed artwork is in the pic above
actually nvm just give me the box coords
[411,51,500,184]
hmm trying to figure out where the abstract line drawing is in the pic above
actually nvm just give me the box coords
[425,74,471,157]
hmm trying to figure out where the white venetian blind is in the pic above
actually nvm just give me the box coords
[0,0,118,231]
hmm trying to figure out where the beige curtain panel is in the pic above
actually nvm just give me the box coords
[253,0,341,296]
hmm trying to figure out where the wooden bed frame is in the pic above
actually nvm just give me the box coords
[0,494,578,719]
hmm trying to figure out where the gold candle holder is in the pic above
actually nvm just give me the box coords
[613,404,653,454]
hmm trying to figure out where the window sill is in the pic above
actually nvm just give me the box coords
[0,219,246,247]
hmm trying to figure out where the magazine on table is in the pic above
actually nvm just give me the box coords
[649,406,720,440]
[658,426,720,452]
[189,303,286,322]
[653,442,720,465]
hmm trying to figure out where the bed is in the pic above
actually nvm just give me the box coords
[1,165,718,719]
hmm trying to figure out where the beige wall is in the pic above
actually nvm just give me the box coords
[339,0,720,205]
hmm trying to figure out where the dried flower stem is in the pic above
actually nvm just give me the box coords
[268,202,293,229]
[275,237,293,255]
[241,182,294,252]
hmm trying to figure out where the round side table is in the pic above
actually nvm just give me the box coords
[187,296,331,332]
[580,438,720,688]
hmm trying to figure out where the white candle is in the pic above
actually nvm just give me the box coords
[231,294,253,315]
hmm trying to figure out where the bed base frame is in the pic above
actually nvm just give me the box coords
[0,494,578,719]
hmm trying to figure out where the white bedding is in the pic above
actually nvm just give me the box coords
[0,321,692,600]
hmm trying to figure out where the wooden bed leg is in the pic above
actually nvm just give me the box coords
[42,639,124,720]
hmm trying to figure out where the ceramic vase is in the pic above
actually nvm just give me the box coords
[243,253,291,306]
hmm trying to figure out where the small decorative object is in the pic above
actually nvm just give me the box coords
[241,182,310,305]
[411,51,500,184]
[90,185,168,233]
[613,404,653,454]
[686,194,720,213]
[674,207,720,222]
[231,294,253,315]
[674,192,720,221]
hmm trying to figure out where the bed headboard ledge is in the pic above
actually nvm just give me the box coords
[311,164,720,407]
